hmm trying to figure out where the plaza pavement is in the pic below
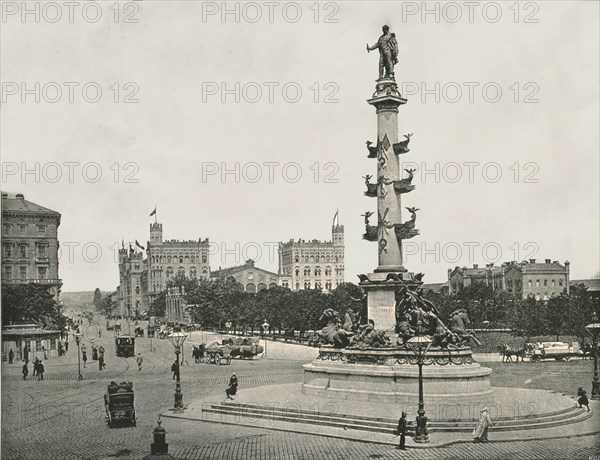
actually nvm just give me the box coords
[2,317,599,459]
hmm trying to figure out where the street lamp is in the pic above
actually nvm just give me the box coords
[407,319,433,443]
[167,331,188,411]
[262,319,270,358]
[585,310,600,400]
[74,332,83,381]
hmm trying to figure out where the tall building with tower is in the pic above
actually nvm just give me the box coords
[117,245,147,318]
[278,212,345,291]
[146,221,211,305]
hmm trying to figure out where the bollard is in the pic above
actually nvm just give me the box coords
[143,416,174,459]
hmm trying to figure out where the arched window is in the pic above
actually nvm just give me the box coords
[166,267,174,278]
[190,267,197,278]
[325,266,332,276]
[178,266,185,276]
[246,283,257,293]
[304,267,311,276]
[269,282,277,289]
[179,256,184,263]
[202,255,207,263]
[304,281,311,289]
[167,256,172,263]
[258,283,267,292]
[315,267,321,276]
[190,255,195,263]
[295,267,300,276]
[295,282,300,290]
[295,256,299,263]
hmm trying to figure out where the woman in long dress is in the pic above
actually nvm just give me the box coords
[473,407,492,442]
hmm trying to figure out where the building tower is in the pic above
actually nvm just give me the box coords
[150,222,163,244]
[332,210,344,247]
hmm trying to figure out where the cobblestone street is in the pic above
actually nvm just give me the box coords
[2,324,600,460]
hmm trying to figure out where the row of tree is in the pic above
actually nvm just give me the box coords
[145,274,598,343]
[1,283,66,330]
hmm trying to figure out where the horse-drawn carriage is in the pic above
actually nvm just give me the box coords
[527,341,581,362]
[134,327,144,338]
[204,343,232,365]
[104,381,136,427]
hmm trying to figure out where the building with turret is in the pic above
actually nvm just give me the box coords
[278,212,345,291]
[117,245,147,318]
[448,259,570,300]
[146,221,210,305]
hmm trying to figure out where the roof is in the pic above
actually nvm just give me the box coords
[571,279,600,292]
[521,262,566,274]
[211,260,279,279]
[1,193,61,218]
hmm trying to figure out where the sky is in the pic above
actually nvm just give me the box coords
[1,1,599,292]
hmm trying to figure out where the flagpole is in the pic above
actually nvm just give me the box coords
[155,205,157,224]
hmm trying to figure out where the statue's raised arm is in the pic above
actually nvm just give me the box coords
[367,25,398,80]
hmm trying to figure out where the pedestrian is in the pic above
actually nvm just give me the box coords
[98,329,101,338]
[8,349,14,364]
[22,361,29,380]
[92,346,98,361]
[99,346,105,357]
[42,346,47,360]
[58,342,63,357]
[38,361,45,380]
[99,354,105,371]
[33,358,40,376]
[578,387,591,411]
[396,411,407,450]
[473,407,492,442]
[136,353,143,371]
[23,345,30,362]
[65,341,69,352]
[171,360,179,379]
[82,349,88,368]
[225,373,238,399]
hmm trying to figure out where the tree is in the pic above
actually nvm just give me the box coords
[93,288,103,311]
[2,283,66,330]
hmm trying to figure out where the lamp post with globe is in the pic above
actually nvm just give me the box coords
[74,332,83,381]
[261,319,270,358]
[167,331,188,411]
[585,310,600,400]
[407,319,433,443]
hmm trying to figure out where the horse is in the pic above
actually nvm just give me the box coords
[498,343,525,363]
[449,310,481,346]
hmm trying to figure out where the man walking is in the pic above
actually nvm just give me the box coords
[82,346,88,368]
[8,349,14,364]
[171,360,179,379]
[22,361,29,380]
[578,387,591,411]
[136,353,144,371]
[396,411,407,450]
[226,373,238,399]
[38,361,45,380]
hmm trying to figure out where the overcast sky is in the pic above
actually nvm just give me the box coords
[2,1,599,292]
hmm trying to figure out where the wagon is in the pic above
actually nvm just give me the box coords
[527,341,582,362]
[205,343,232,365]
[104,382,136,427]
[115,336,135,358]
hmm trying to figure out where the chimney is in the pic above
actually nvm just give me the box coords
[545,259,551,264]
[529,259,536,263]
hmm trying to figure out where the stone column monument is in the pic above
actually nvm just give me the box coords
[361,25,420,335]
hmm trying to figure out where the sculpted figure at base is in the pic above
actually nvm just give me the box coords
[317,309,356,348]
[349,319,391,348]
[367,25,399,79]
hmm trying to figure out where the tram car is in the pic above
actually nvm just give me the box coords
[115,335,135,358]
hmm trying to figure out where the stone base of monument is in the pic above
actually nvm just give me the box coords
[302,346,493,407]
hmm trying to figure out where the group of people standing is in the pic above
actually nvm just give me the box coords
[21,359,45,380]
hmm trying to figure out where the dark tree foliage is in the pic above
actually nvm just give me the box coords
[2,283,66,330]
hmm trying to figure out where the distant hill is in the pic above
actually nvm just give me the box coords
[61,291,108,310]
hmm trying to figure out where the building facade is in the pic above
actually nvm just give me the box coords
[146,222,210,304]
[278,214,345,291]
[117,246,147,318]
[211,259,280,293]
[1,192,62,300]
[448,258,570,300]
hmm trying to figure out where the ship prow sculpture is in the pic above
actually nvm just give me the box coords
[303,24,493,417]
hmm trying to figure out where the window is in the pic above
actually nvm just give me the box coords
[295,282,300,290]
[190,267,197,278]
[304,267,310,276]
[3,224,11,236]
[3,266,11,280]
[304,281,311,289]
[190,256,195,263]
[528,280,532,288]
[325,267,332,276]
[36,245,48,258]
[325,281,332,290]
[179,256,183,263]
[536,280,540,287]
[38,267,47,279]
[315,267,321,276]
[37,225,46,236]
[4,244,12,258]
[178,267,185,276]
[19,244,27,258]
[295,268,300,276]
[295,256,299,263]
[35,340,42,352]
[559,280,563,287]
[552,280,555,288]
[50,339,56,350]
[544,279,548,287]
[202,255,207,263]
[19,224,26,236]
[166,267,174,278]
[135,286,140,294]
[20,267,27,280]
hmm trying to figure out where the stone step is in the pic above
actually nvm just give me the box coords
[203,402,592,434]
